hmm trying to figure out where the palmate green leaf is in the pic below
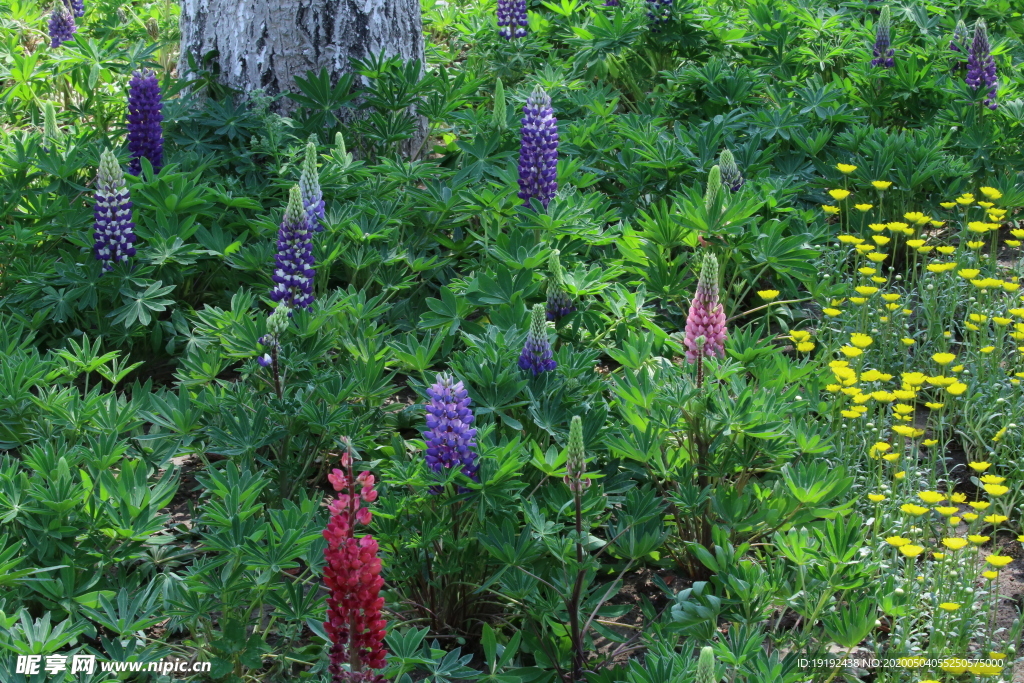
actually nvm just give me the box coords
[110,281,176,328]
[421,285,476,336]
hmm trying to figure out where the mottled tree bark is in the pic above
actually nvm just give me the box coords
[178,0,426,155]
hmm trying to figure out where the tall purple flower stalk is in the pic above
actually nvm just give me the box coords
[49,3,76,47]
[518,86,558,209]
[93,149,137,273]
[497,0,527,39]
[870,6,895,68]
[519,303,557,376]
[683,253,727,363]
[126,70,164,176]
[718,149,744,192]
[603,0,619,6]
[270,186,316,312]
[300,137,325,233]
[646,0,672,27]
[966,19,998,110]
[423,373,480,492]
[64,0,84,17]
[546,249,575,322]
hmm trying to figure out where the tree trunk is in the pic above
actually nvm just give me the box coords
[178,0,426,155]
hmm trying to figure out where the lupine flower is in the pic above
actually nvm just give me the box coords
[704,165,721,211]
[126,70,165,176]
[546,249,575,321]
[300,137,325,232]
[48,3,76,47]
[43,102,61,149]
[950,19,968,53]
[603,0,619,5]
[870,6,895,68]
[92,149,137,273]
[718,149,743,192]
[518,86,558,209]
[563,415,590,494]
[696,647,716,683]
[497,0,527,39]
[684,253,727,362]
[269,185,316,312]
[519,303,557,375]
[966,19,998,110]
[323,449,387,682]
[65,0,84,17]
[423,373,480,491]
[646,0,672,26]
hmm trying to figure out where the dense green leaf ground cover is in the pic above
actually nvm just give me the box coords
[1,0,1024,680]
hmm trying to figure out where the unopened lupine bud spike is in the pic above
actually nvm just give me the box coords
[300,137,325,233]
[870,7,895,68]
[497,0,527,39]
[966,19,998,109]
[546,249,576,321]
[49,3,76,47]
[423,373,480,493]
[43,102,60,146]
[269,185,316,313]
[950,19,968,53]
[718,149,743,192]
[564,415,590,492]
[519,303,557,375]
[518,86,558,209]
[92,149,137,273]
[696,646,716,683]
[683,254,727,363]
[267,304,291,336]
[126,69,165,175]
[704,166,721,211]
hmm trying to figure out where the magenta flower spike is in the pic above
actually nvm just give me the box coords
[683,253,727,363]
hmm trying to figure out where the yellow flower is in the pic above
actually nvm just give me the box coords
[936,246,955,254]
[983,570,999,579]
[984,514,1009,524]
[963,512,979,521]
[871,180,893,190]
[757,290,780,301]
[822,307,842,317]
[871,236,890,246]
[1008,240,1022,247]
[899,544,924,557]
[980,475,1006,485]
[854,203,873,211]
[886,221,909,233]
[951,365,963,373]
[906,239,925,248]
[855,286,879,295]
[984,484,1008,496]
[969,461,991,471]
[885,536,910,546]
[866,252,888,262]
[980,346,995,354]
[923,438,939,446]
[969,500,991,510]
[882,453,900,461]
[978,201,995,208]
[900,504,929,516]
[796,342,815,352]
[868,223,887,232]
[841,409,862,418]
[946,382,968,396]
[894,471,906,480]
[985,554,1013,567]
[956,193,975,205]
[992,427,1007,441]
[916,246,933,254]
[837,234,862,244]
[967,240,985,249]
[968,221,992,233]
[900,337,915,345]
[950,492,966,503]
[979,186,1002,200]
[932,352,956,365]
[822,205,840,215]
[935,506,959,516]
[828,189,851,201]
[836,163,858,174]
[993,317,1012,326]
[1004,282,1021,292]
[932,552,946,559]
[872,391,895,402]
[840,346,863,358]
[958,269,980,279]
[942,537,968,550]
[868,493,886,502]
[940,202,956,209]
[938,602,960,611]
[858,267,877,275]
[918,491,945,504]
[870,441,892,453]
[968,535,990,545]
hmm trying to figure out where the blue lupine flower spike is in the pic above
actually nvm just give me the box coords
[423,373,480,493]
[546,249,576,322]
[966,19,998,110]
[93,150,137,273]
[519,303,557,376]
[269,186,316,313]
[517,86,558,209]
[126,70,165,176]
[870,6,895,68]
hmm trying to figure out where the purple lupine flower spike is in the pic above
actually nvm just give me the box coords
[518,86,558,209]
[126,69,165,176]
[546,249,575,322]
[870,6,895,68]
[950,19,968,53]
[65,0,84,17]
[519,303,557,376]
[603,0,619,6]
[49,3,76,47]
[299,137,325,233]
[966,19,998,110]
[270,185,316,312]
[718,149,744,192]
[423,373,480,492]
[683,253,727,362]
[92,149,137,273]
[646,0,672,27]
[497,0,527,39]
